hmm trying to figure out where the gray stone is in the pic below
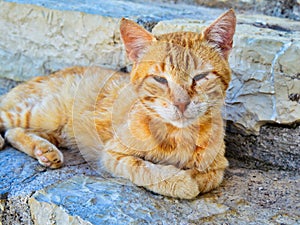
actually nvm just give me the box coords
[0,148,96,198]
[157,0,300,21]
[0,147,96,224]
[28,167,300,225]
[225,123,300,171]
[0,0,224,81]
[1,144,299,224]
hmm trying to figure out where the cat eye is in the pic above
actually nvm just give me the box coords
[153,76,168,85]
[193,72,209,82]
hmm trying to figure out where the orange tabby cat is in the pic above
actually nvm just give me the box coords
[0,10,236,199]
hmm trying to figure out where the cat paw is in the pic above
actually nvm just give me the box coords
[34,144,64,169]
[146,168,200,199]
[172,172,200,199]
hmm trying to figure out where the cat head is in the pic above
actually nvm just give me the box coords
[120,10,236,128]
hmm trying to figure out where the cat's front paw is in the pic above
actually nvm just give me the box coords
[171,170,200,199]
[147,168,200,199]
[34,144,64,169]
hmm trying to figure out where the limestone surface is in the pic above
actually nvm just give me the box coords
[0,0,223,81]
[1,147,299,225]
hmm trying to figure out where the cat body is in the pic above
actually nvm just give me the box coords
[0,10,236,199]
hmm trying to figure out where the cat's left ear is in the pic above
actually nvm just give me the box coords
[120,18,156,63]
[202,9,236,59]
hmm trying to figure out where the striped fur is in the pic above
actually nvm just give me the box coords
[0,10,236,199]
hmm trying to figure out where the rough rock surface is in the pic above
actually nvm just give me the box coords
[0,0,224,81]
[0,147,96,224]
[156,0,300,21]
[29,169,300,225]
[225,123,300,171]
[1,147,299,225]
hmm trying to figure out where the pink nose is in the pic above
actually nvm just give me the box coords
[174,101,190,113]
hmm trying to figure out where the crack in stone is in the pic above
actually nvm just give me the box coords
[237,21,295,32]
[270,40,293,121]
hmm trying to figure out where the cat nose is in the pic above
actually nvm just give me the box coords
[174,101,190,113]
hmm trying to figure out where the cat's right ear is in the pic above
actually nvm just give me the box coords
[120,18,156,63]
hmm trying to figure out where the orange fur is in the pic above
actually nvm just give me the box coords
[0,10,236,199]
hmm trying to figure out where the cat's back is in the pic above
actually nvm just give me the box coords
[0,66,124,110]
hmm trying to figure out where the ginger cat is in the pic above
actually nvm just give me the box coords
[0,10,236,199]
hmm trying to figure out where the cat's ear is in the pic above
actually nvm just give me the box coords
[120,18,156,62]
[202,9,236,59]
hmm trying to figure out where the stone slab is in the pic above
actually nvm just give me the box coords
[0,0,223,81]
[225,123,300,171]
[1,145,299,224]
[0,146,96,224]
[29,167,300,225]
[158,0,300,21]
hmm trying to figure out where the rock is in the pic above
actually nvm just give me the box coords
[1,145,299,224]
[28,167,300,224]
[169,0,300,21]
[225,123,300,171]
[0,147,96,224]
[227,25,300,133]
[0,0,124,81]
[0,0,224,81]
[0,78,21,95]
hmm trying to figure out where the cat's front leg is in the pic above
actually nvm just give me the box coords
[101,145,200,199]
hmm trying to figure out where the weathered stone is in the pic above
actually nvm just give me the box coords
[0,0,224,81]
[225,123,300,171]
[28,167,299,224]
[164,0,300,21]
[0,78,21,95]
[1,144,299,224]
[0,0,124,81]
[0,148,96,197]
[0,147,97,224]
[1,196,32,225]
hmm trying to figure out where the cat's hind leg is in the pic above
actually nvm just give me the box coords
[5,127,63,169]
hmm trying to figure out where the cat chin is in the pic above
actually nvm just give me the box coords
[167,118,195,128]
